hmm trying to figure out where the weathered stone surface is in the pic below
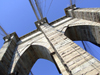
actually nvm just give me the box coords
[64,19,100,47]
[0,7,100,75]
[0,33,19,75]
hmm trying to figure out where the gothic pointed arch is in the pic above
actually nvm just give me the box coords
[64,24,100,47]
[10,45,61,75]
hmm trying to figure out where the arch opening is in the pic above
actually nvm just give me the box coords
[12,45,61,75]
[64,25,100,47]
[29,59,62,75]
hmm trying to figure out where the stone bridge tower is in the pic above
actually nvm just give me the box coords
[0,5,100,75]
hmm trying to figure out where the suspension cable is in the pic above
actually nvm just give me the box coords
[0,25,8,36]
[81,41,87,51]
[44,0,46,17]
[74,0,76,4]
[35,0,43,19]
[46,0,53,17]
[85,41,100,56]
[30,71,34,75]
[29,0,40,20]
[0,32,5,36]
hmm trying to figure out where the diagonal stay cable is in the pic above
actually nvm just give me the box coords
[29,0,40,20]
[74,0,76,4]
[0,32,5,36]
[38,0,44,16]
[44,0,46,17]
[41,0,44,16]
[85,41,100,56]
[75,0,84,5]
[35,0,43,19]
[79,29,100,73]
[46,0,53,17]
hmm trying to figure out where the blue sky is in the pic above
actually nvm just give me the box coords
[0,0,100,75]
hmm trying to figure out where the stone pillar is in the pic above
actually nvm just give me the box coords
[35,18,100,75]
[0,32,19,75]
[73,8,100,22]
[65,6,100,22]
